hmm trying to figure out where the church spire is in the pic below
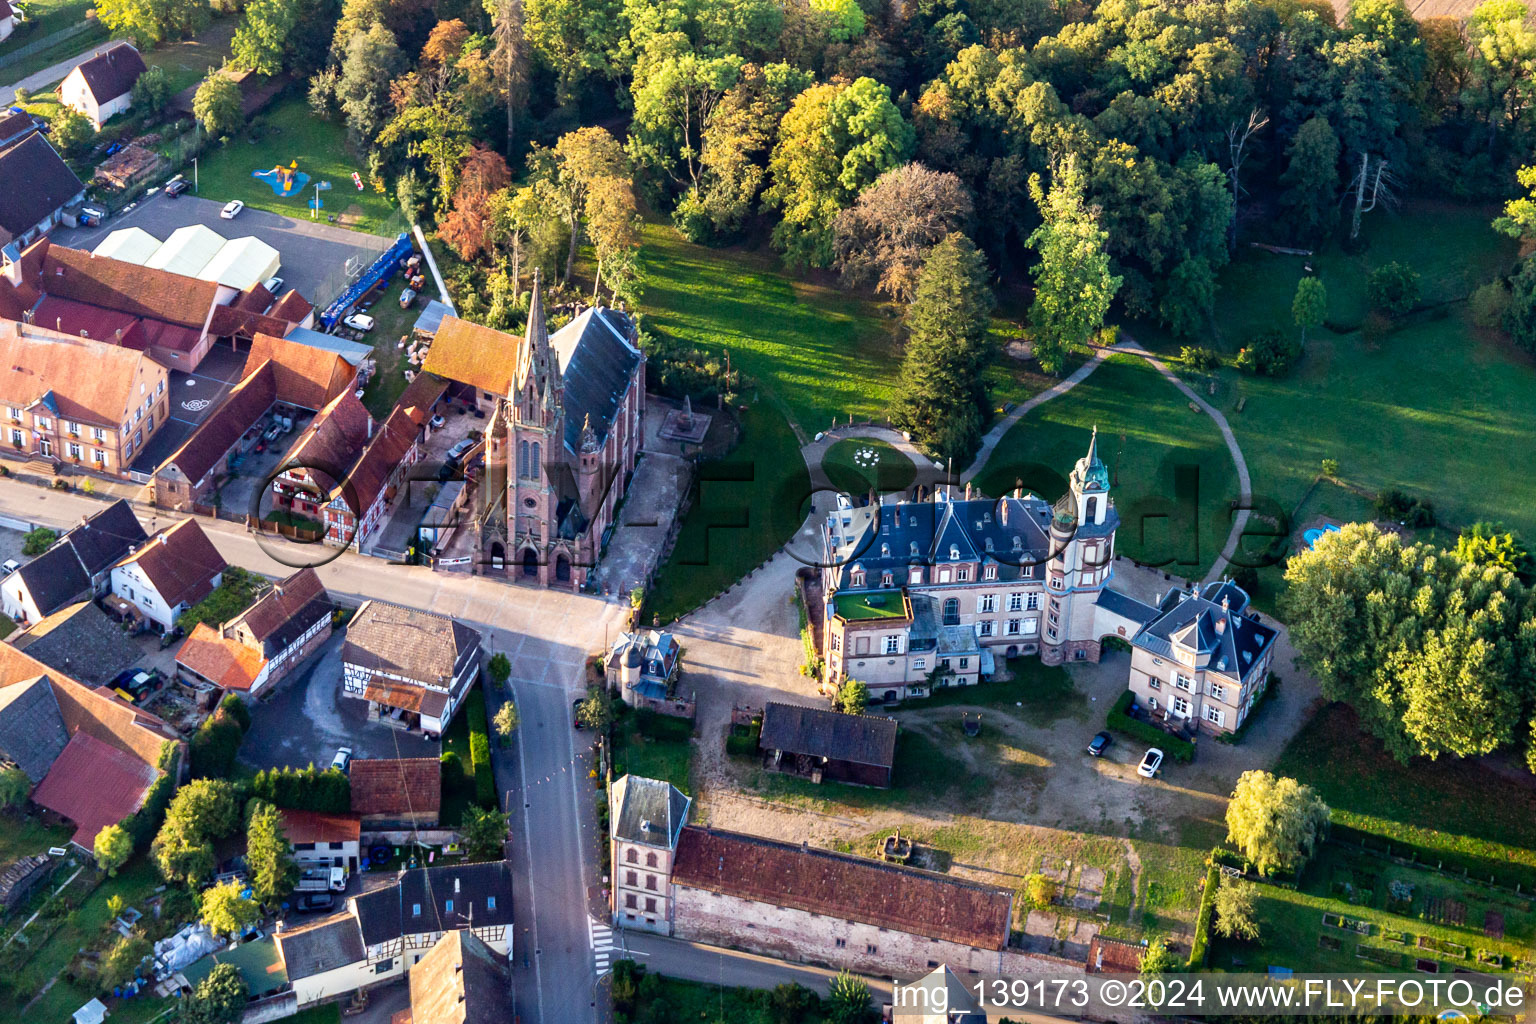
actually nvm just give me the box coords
[519,268,554,392]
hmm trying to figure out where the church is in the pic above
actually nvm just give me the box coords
[421,272,644,588]
[820,431,1155,703]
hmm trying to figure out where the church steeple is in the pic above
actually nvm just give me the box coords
[518,268,556,394]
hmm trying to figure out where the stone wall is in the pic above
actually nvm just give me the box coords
[673,885,1083,979]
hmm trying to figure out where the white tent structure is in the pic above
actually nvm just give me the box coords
[144,224,225,277]
[92,227,160,265]
[196,236,280,290]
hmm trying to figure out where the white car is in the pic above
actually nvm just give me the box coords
[220,200,244,219]
[1,559,18,575]
[263,275,284,294]
[343,313,375,332]
[1137,748,1164,778]
[330,747,353,773]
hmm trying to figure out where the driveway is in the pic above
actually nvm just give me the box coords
[48,195,395,307]
[241,631,440,769]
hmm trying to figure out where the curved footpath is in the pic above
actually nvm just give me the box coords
[794,337,1253,585]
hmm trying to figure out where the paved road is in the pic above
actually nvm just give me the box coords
[0,37,130,104]
[620,931,891,1001]
[0,480,622,1024]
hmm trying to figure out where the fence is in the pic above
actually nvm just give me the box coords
[0,20,101,71]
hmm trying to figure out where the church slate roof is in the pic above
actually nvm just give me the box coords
[549,307,640,455]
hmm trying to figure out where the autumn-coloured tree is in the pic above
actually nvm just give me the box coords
[832,162,974,301]
[439,146,514,259]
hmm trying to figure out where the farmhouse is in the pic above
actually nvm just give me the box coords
[0,133,85,247]
[57,44,147,129]
[280,808,361,874]
[0,500,146,624]
[109,518,227,634]
[175,567,332,697]
[758,701,898,788]
[421,273,644,587]
[341,601,482,737]
[275,861,513,1007]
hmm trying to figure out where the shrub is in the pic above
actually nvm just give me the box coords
[218,694,250,733]
[1234,330,1302,376]
[189,711,245,779]
[440,750,463,780]
[1025,873,1057,910]
[51,478,69,490]
[1106,691,1195,762]
[22,527,57,555]
[1179,345,1220,371]
[1367,261,1421,316]
[1373,488,1435,527]
[464,687,496,809]
[249,764,350,812]
[1470,281,1511,329]
[725,723,761,757]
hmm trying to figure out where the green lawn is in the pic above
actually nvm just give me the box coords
[612,716,693,795]
[974,354,1239,577]
[142,20,234,95]
[1136,201,1530,559]
[0,813,68,864]
[821,436,916,495]
[641,223,899,437]
[899,656,1087,724]
[647,401,811,623]
[360,279,425,419]
[1275,703,1536,888]
[439,710,476,830]
[831,590,905,621]
[0,20,110,83]
[191,94,399,233]
[0,0,98,59]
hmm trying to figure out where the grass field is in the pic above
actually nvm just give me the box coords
[1274,704,1536,884]
[360,279,425,419]
[1136,202,1529,555]
[974,355,1239,577]
[821,436,916,494]
[0,19,110,83]
[0,0,98,58]
[192,94,399,232]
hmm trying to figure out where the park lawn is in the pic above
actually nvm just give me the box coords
[142,20,234,95]
[647,401,810,623]
[191,94,399,233]
[897,657,1087,726]
[973,354,1239,578]
[1274,703,1536,886]
[821,436,916,495]
[641,222,899,436]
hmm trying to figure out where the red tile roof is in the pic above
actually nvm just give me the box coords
[672,826,1013,950]
[349,758,441,818]
[281,390,373,486]
[115,518,227,609]
[41,242,218,329]
[0,319,165,427]
[1087,935,1145,973]
[210,305,296,341]
[336,373,443,519]
[280,808,361,845]
[270,291,313,322]
[176,623,265,690]
[246,333,356,411]
[421,316,519,396]
[31,731,156,849]
[160,360,276,486]
[232,567,326,643]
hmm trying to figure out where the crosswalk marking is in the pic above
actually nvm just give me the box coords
[589,917,615,976]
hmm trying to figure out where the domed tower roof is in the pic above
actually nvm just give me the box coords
[1072,426,1110,493]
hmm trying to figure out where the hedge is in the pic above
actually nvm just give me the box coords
[250,764,350,812]
[1106,691,1195,762]
[121,743,181,850]
[465,687,497,809]
[190,707,247,779]
[1188,857,1222,969]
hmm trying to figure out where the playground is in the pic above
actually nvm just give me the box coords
[252,160,311,197]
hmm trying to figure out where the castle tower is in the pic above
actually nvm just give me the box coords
[508,270,564,581]
[1043,427,1118,665]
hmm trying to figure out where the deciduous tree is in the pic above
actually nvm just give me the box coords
[95,823,134,876]
[1277,116,1341,245]
[1292,277,1327,344]
[131,66,174,115]
[193,74,244,139]
[1213,876,1260,940]
[232,0,301,75]
[835,678,868,715]
[459,806,509,859]
[200,880,262,938]
[97,0,208,46]
[178,961,248,1024]
[832,163,974,301]
[493,700,520,742]
[337,23,407,148]
[1225,770,1330,877]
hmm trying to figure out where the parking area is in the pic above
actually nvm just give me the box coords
[48,194,395,307]
[242,632,439,770]
[223,409,316,518]
[130,343,250,474]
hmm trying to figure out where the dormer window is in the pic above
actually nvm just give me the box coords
[909,567,922,584]
[881,543,890,557]
[949,545,959,561]
[881,572,893,587]
[984,537,994,552]
[909,542,919,557]
[852,571,866,586]
[984,565,997,580]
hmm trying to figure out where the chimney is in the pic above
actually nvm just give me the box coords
[158,533,167,546]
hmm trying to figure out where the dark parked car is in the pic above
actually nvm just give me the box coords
[294,893,334,913]
[573,697,586,730]
[164,179,189,197]
[1087,731,1113,757]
